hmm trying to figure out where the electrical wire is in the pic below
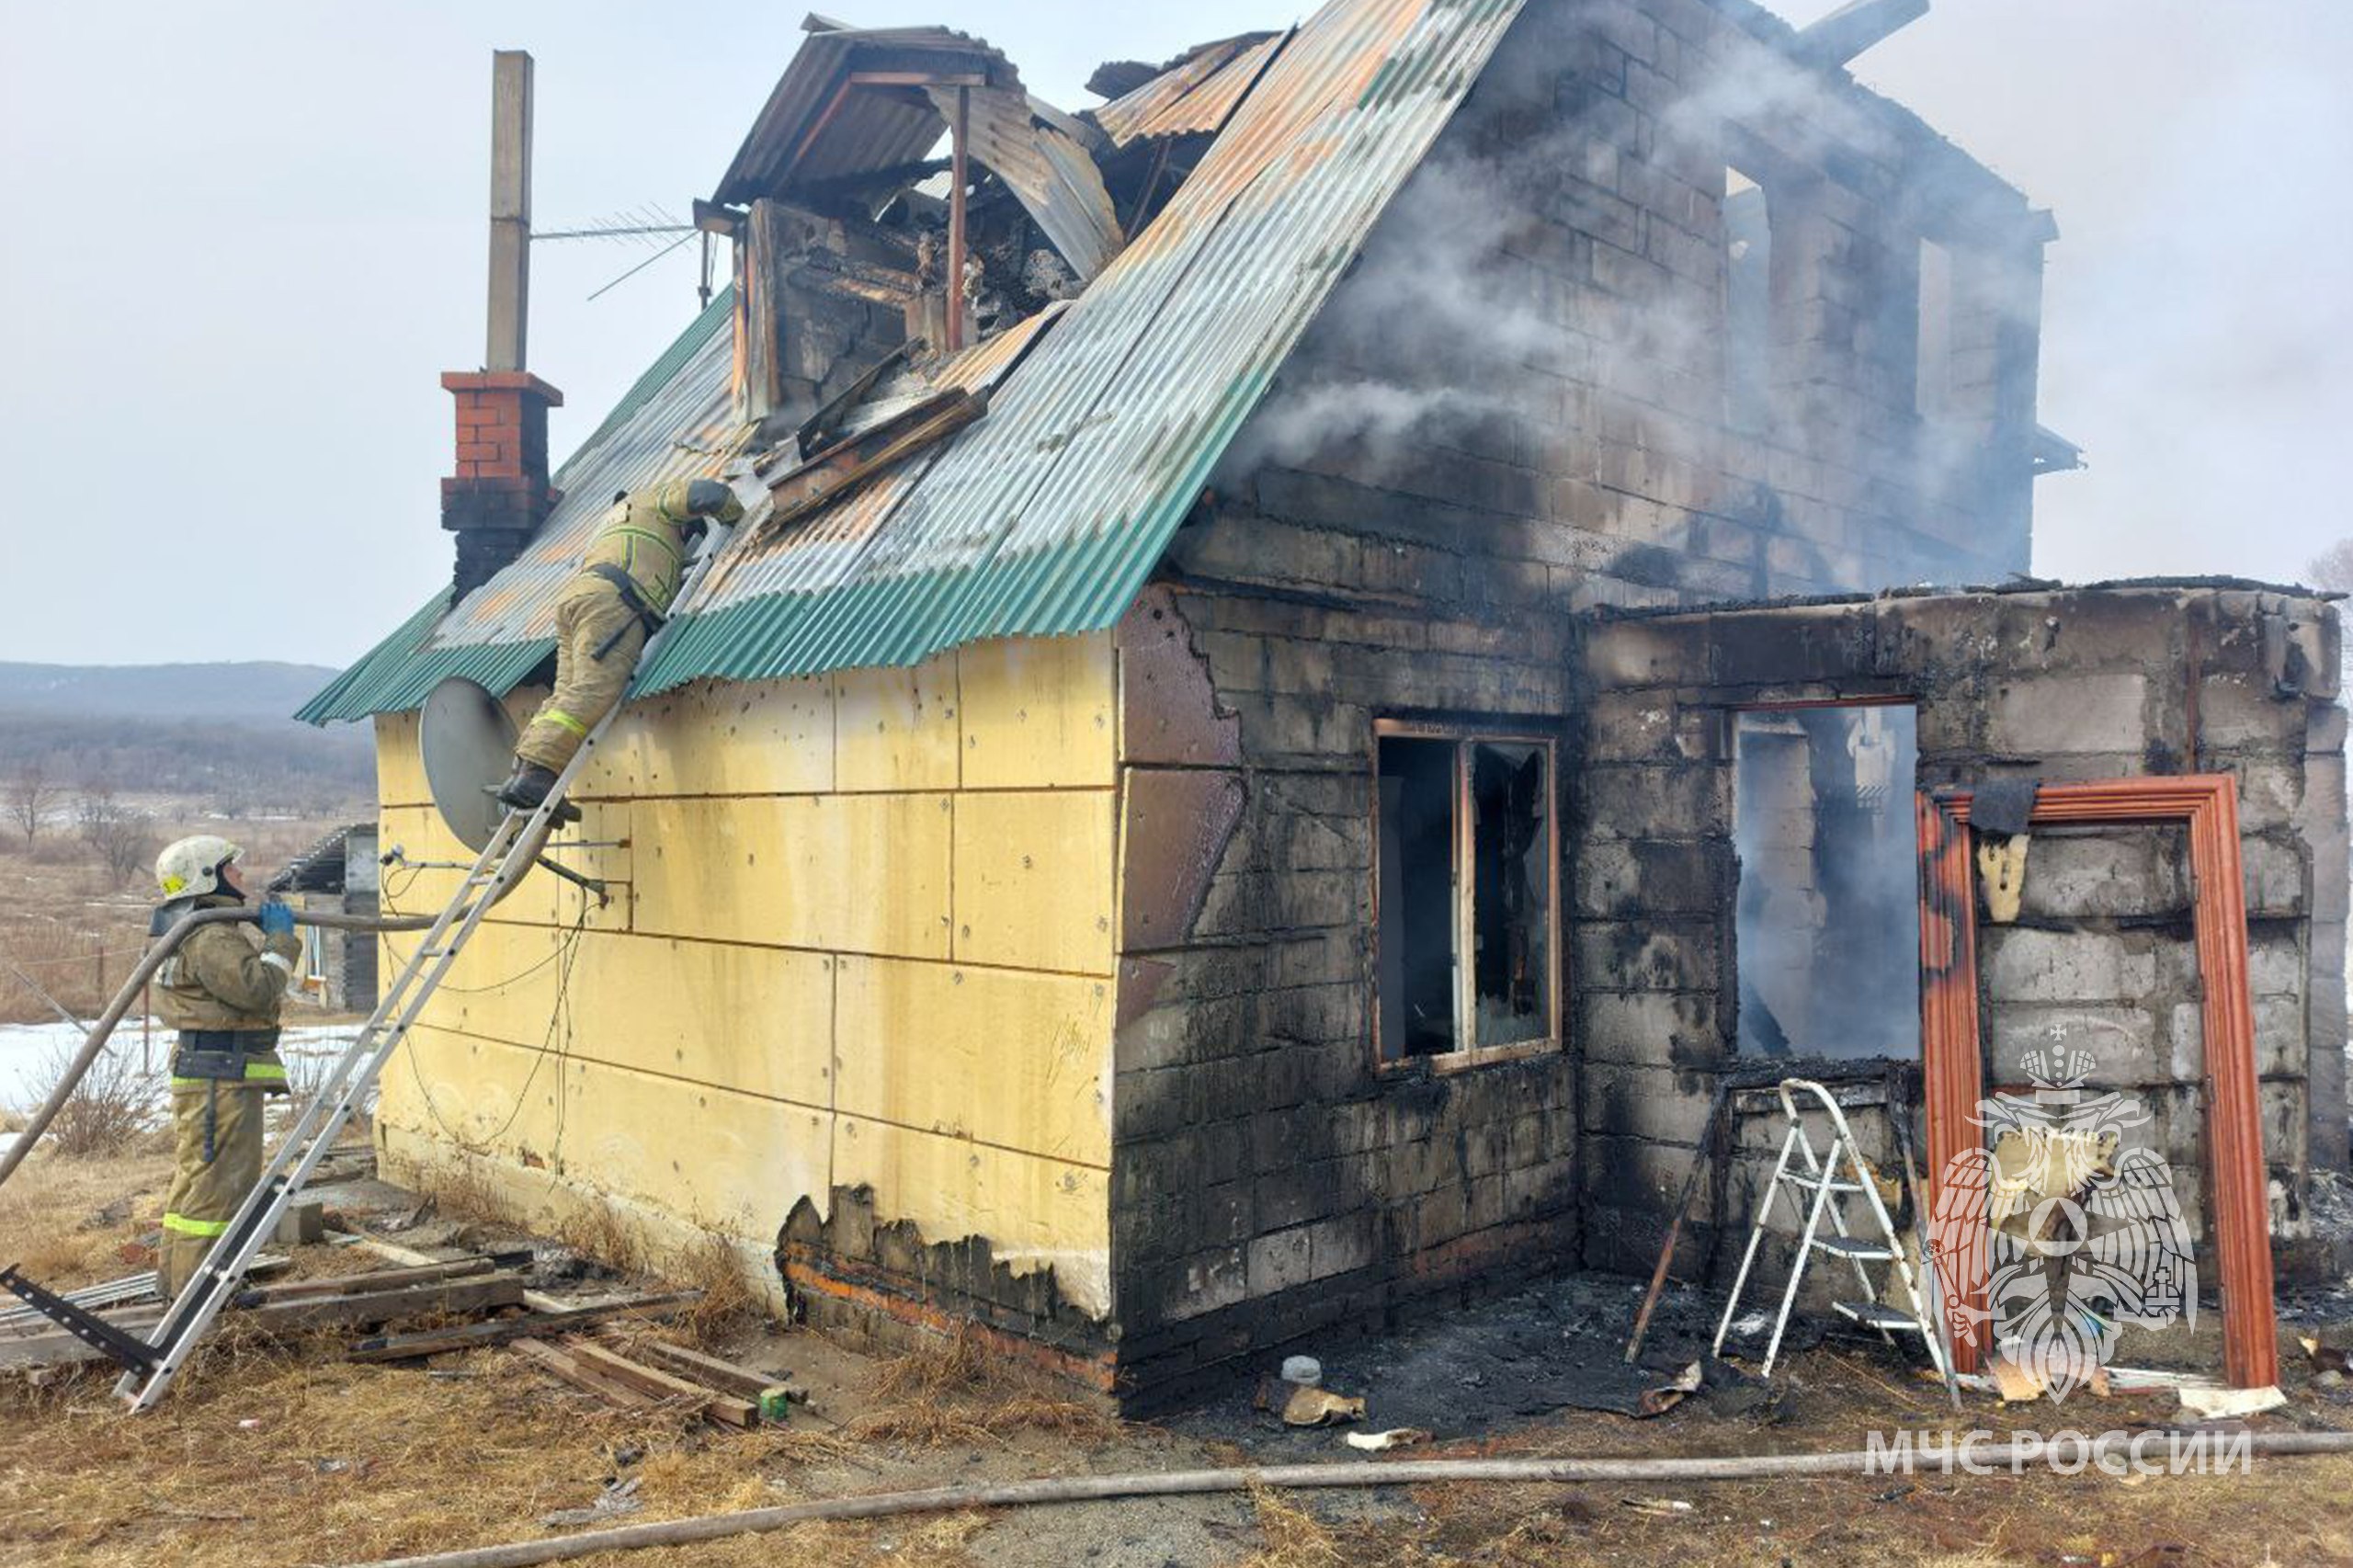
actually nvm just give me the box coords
[398,892,590,1160]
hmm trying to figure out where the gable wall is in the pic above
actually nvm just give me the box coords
[370,632,1122,1364]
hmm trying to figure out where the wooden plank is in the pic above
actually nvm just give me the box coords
[511,1337,654,1409]
[0,1275,526,1371]
[566,1340,758,1428]
[755,389,985,540]
[333,1230,575,1314]
[611,1335,784,1403]
[347,1291,699,1362]
[239,1252,530,1304]
[234,1275,525,1333]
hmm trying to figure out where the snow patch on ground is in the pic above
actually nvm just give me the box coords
[0,1018,362,1119]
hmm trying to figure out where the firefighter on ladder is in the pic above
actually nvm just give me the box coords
[494,476,745,811]
[149,836,301,1298]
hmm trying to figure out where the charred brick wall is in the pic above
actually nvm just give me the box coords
[1579,585,2348,1295]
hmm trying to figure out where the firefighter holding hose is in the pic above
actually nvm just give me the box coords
[148,835,300,1297]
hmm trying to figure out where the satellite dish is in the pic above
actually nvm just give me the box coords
[419,677,517,852]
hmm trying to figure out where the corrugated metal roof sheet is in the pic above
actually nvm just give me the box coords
[924,82,1124,278]
[713,26,1014,201]
[713,22,1121,281]
[304,0,1527,721]
[1092,31,1287,147]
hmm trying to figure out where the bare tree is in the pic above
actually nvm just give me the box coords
[87,806,158,887]
[5,760,57,848]
[73,780,119,846]
[2309,540,2353,594]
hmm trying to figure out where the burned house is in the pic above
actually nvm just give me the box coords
[301,0,2346,1404]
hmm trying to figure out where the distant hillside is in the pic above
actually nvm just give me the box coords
[0,661,370,814]
[0,661,339,722]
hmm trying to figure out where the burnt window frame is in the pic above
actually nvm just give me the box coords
[1370,718,1563,1074]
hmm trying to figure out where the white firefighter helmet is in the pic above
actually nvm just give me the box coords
[155,835,244,900]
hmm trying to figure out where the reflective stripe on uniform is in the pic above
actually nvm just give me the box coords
[169,1062,286,1088]
[162,1212,230,1237]
[608,525,681,558]
[540,707,591,738]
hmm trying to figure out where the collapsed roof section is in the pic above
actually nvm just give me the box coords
[712,17,1124,281]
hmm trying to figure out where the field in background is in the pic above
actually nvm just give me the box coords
[0,809,367,1028]
[0,659,375,1028]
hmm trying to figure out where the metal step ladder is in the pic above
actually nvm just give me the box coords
[1712,1077,1950,1384]
[47,523,736,1413]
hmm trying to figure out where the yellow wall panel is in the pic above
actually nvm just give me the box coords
[407,922,566,1050]
[569,933,833,1109]
[634,794,951,958]
[381,1031,829,1245]
[833,957,1109,1166]
[952,790,1118,974]
[833,1115,1109,1315]
[958,633,1116,789]
[376,712,430,808]
[589,676,835,799]
[380,1022,566,1165]
[376,802,628,935]
[375,633,1130,1328]
[835,658,960,792]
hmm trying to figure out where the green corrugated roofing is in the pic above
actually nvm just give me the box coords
[301,0,1527,723]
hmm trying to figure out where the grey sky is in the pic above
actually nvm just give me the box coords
[2,1,2347,666]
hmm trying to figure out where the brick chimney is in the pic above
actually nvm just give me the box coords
[440,370,563,600]
[440,50,562,604]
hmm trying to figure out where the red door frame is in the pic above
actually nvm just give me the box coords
[1915,775,2278,1389]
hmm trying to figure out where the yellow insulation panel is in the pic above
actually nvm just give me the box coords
[835,658,961,792]
[587,676,835,798]
[952,790,1119,975]
[369,631,1120,1324]
[376,711,431,808]
[956,632,1117,789]
[564,933,834,1108]
[381,1027,830,1243]
[632,793,951,958]
[833,956,1111,1166]
[376,801,628,934]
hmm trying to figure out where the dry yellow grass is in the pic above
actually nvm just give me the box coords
[0,1144,172,1289]
[0,1346,1004,1568]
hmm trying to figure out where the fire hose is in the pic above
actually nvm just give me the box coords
[349,1430,2353,1568]
[0,837,551,1194]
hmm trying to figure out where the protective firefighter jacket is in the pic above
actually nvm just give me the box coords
[153,894,301,1044]
[561,477,736,616]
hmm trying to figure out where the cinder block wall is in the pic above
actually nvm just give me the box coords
[1578,584,2348,1291]
[1207,0,2054,631]
[371,634,1122,1384]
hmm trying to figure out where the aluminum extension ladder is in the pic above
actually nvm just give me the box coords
[1712,1077,1950,1383]
[93,522,738,1412]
